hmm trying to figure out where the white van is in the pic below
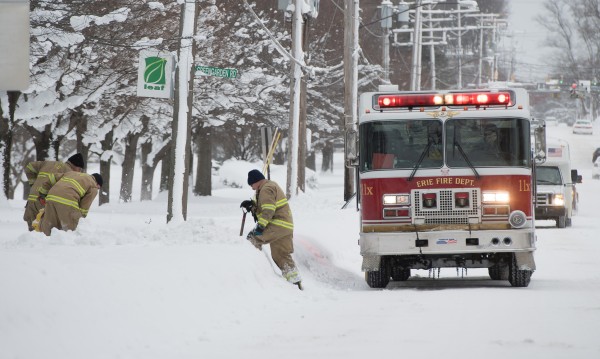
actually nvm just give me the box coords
[534,138,581,228]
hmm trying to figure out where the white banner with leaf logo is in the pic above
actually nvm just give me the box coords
[137,49,174,99]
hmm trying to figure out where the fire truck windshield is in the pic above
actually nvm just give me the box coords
[360,119,444,171]
[359,118,530,171]
[445,118,530,168]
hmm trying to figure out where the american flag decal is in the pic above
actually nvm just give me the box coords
[437,239,457,245]
[548,147,562,157]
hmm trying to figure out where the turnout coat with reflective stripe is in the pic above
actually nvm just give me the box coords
[42,171,99,217]
[23,161,75,230]
[24,161,72,201]
[39,171,99,236]
[255,180,293,244]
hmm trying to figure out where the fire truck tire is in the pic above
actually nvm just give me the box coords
[557,216,567,228]
[391,267,411,281]
[488,264,509,280]
[508,254,532,287]
[365,262,390,288]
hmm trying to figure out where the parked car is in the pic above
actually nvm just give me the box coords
[593,158,600,179]
[593,147,600,163]
[572,120,593,134]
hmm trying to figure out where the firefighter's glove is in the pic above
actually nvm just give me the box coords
[240,200,254,212]
[246,232,263,250]
[38,196,46,206]
[253,225,264,236]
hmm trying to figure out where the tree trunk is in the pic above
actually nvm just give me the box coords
[52,132,63,161]
[120,132,139,202]
[99,128,114,205]
[140,140,154,201]
[194,124,212,196]
[306,149,316,171]
[21,123,53,162]
[140,141,170,201]
[321,140,334,173]
[37,125,53,160]
[75,116,89,164]
[160,144,171,192]
[2,91,21,198]
[272,133,284,165]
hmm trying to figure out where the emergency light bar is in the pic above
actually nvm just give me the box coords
[376,91,512,109]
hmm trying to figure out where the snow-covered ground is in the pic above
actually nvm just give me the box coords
[1,124,600,359]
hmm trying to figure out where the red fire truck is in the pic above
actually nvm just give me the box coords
[347,87,546,288]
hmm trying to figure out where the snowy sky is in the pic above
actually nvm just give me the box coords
[508,0,551,82]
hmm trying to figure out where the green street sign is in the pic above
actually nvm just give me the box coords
[195,66,238,79]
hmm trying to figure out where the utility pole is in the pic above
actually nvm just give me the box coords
[343,0,358,201]
[427,3,436,90]
[283,0,318,197]
[286,0,304,198]
[477,12,484,87]
[457,2,462,88]
[381,0,392,84]
[491,17,498,82]
[410,1,422,91]
[474,13,499,87]
[297,16,310,193]
[167,1,198,223]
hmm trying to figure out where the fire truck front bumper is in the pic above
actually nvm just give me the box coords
[360,228,535,269]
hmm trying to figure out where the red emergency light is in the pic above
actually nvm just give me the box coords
[376,91,512,109]
[422,193,437,208]
[455,192,470,208]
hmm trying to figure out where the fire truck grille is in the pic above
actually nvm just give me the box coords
[536,193,550,205]
[413,189,480,225]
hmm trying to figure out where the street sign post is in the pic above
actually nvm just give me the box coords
[195,66,238,79]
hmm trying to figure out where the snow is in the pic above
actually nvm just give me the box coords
[70,8,130,31]
[1,125,600,358]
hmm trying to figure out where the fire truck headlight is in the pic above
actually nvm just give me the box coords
[482,191,509,203]
[383,194,410,205]
[553,194,565,206]
[508,210,527,228]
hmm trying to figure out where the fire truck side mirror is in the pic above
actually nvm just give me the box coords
[533,119,547,164]
[345,129,359,168]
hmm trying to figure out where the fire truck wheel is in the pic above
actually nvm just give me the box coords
[391,267,411,281]
[557,216,567,228]
[365,270,390,288]
[365,260,390,289]
[508,254,532,288]
[488,264,509,280]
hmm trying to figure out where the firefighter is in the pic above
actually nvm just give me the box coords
[241,169,302,290]
[23,153,85,231]
[38,172,103,236]
[474,124,512,163]
[426,121,443,159]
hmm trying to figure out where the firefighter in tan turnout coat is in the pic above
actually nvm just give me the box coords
[23,154,85,231]
[241,169,302,289]
[38,172,103,236]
